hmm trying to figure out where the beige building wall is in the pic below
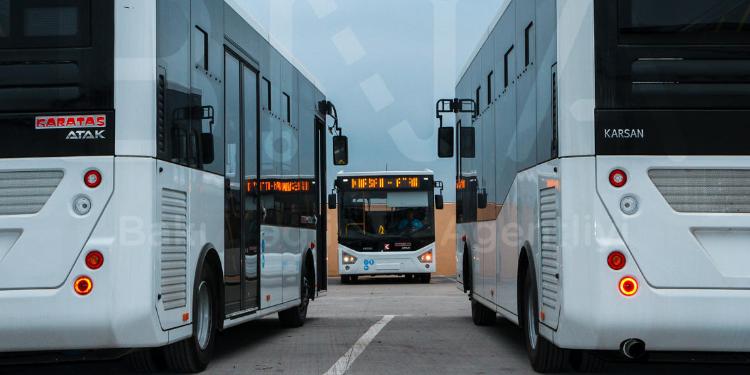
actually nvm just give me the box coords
[326,204,457,277]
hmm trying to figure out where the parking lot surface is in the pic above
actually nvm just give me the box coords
[2,276,750,374]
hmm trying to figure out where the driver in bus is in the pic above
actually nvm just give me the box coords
[397,209,424,232]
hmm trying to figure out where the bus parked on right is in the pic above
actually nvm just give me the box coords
[444,0,750,372]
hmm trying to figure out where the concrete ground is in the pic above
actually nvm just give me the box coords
[2,276,750,374]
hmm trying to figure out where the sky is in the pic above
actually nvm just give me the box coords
[236,0,506,201]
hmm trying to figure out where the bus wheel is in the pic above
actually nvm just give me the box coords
[471,299,496,326]
[570,350,607,373]
[279,268,311,328]
[419,274,431,284]
[340,275,351,284]
[164,265,218,373]
[126,348,164,373]
[521,267,567,373]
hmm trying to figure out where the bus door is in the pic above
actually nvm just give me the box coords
[224,50,260,314]
[315,117,328,292]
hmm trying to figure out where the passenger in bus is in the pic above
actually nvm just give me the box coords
[397,209,424,232]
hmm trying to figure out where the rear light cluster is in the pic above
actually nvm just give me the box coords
[607,251,638,297]
[609,169,627,188]
[418,251,433,263]
[84,170,102,188]
[74,251,104,296]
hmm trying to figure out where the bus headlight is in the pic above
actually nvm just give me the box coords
[342,252,358,265]
[418,251,433,263]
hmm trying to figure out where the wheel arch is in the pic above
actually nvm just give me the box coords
[303,248,316,300]
[517,241,536,318]
[195,243,224,330]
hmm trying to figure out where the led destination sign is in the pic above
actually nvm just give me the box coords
[340,176,431,191]
[246,179,313,193]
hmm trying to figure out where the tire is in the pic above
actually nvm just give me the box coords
[471,298,496,326]
[570,350,607,373]
[521,267,567,373]
[340,275,350,284]
[126,348,163,373]
[419,273,431,284]
[279,268,311,328]
[163,265,219,373]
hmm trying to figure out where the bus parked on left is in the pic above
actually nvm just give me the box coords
[0,0,344,372]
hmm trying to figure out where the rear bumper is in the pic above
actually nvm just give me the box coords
[555,282,750,352]
[0,284,166,352]
[338,246,435,275]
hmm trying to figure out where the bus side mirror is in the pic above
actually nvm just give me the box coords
[328,194,337,210]
[201,133,215,165]
[460,127,476,158]
[438,127,454,158]
[478,190,488,209]
[333,136,349,166]
[435,195,444,210]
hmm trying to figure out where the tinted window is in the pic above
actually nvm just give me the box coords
[25,7,78,36]
[0,1,8,38]
[620,0,750,43]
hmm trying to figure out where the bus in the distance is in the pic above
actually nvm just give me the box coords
[331,171,443,284]
[0,0,346,372]
[440,0,750,372]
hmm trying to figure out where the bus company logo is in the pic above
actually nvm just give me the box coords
[65,130,106,140]
[35,115,107,130]
[604,128,645,139]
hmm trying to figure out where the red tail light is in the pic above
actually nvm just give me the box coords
[74,276,93,296]
[85,251,104,270]
[619,277,638,297]
[607,251,626,270]
[609,169,627,188]
[84,170,102,188]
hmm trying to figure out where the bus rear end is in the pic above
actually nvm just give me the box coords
[0,0,164,353]
[336,173,437,283]
[559,0,750,354]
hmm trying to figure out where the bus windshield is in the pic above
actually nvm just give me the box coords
[339,190,435,252]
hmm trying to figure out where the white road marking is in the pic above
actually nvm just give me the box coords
[323,315,395,375]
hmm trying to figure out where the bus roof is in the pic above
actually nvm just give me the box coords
[457,0,512,84]
[224,0,326,94]
[337,170,435,178]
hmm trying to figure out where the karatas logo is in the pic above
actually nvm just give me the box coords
[36,115,107,130]
[66,130,106,140]
[604,128,645,139]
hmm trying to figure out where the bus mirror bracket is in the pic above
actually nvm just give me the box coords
[435,98,477,159]
[434,181,445,210]
[328,192,337,210]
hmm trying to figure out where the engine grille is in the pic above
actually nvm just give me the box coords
[0,170,64,215]
[160,188,188,311]
[649,169,750,213]
[539,187,560,323]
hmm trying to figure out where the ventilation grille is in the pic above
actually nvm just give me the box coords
[0,170,64,215]
[161,189,188,310]
[539,187,560,317]
[649,169,750,213]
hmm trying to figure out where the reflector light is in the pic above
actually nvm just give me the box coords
[84,170,102,188]
[607,251,626,270]
[74,276,93,296]
[619,277,638,297]
[85,251,104,270]
[310,242,316,249]
[609,169,627,188]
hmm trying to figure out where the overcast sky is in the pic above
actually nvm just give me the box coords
[236,0,505,201]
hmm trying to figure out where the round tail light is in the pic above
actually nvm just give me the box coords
[74,276,94,296]
[619,277,638,297]
[609,169,627,188]
[84,170,102,188]
[607,251,626,270]
[85,251,104,270]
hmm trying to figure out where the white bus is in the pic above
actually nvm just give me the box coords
[440,0,750,372]
[0,0,345,372]
[331,171,442,284]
